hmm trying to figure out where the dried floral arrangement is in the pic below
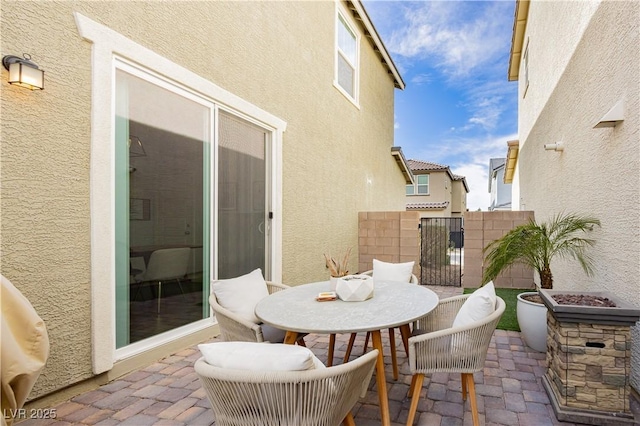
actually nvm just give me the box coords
[323,247,352,278]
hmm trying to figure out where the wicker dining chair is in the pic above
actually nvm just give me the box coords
[336,269,417,380]
[195,349,378,426]
[405,294,506,426]
[210,281,306,345]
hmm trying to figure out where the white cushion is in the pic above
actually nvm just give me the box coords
[261,323,287,343]
[198,342,325,371]
[211,269,269,323]
[452,282,497,328]
[372,259,415,283]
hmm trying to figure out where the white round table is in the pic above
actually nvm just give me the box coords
[255,280,439,426]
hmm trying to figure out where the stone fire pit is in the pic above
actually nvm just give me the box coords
[539,289,640,425]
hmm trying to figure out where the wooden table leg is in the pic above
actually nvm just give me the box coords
[283,331,299,345]
[400,323,411,356]
[370,330,390,426]
[388,328,398,380]
[328,334,336,366]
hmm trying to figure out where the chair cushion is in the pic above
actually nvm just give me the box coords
[372,259,415,282]
[198,342,325,371]
[261,323,287,343]
[452,282,497,328]
[211,269,269,323]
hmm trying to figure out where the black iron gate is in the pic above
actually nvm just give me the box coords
[420,217,463,286]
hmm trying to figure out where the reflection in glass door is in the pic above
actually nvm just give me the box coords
[218,111,269,279]
[115,66,211,348]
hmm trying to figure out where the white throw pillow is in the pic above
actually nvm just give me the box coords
[452,281,497,328]
[198,342,325,371]
[372,259,415,283]
[211,268,269,323]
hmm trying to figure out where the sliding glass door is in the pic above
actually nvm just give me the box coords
[115,66,211,348]
[218,111,269,279]
[114,63,272,349]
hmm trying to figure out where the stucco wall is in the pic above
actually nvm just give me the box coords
[406,171,453,217]
[1,0,405,397]
[516,0,640,391]
[516,0,600,146]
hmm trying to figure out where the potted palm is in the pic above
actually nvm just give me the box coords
[482,213,600,352]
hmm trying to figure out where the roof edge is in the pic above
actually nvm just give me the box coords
[508,0,530,81]
[391,146,414,184]
[350,0,406,90]
[504,140,519,184]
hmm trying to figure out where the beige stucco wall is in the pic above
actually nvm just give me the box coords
[516,0,601,148]
[406,171,453,217]
[515,0,640,390]
[1,0,405,397]
[451,180,467,214]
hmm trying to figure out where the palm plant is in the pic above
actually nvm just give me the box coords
[482,213,600,289]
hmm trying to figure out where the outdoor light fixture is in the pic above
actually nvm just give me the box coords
[544,142,564,152]
[593,99,624,128]
[2,54,44,90]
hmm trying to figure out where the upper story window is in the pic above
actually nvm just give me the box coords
[417,174,429,194]
[523,39,529,98]
[406,174,429,195]
[335,7,359,104]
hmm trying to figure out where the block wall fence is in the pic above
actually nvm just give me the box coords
[358,210,536,288]
[462,210,536,288]
[358,211,421,277]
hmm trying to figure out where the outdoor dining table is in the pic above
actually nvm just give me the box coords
[255,280,439,426]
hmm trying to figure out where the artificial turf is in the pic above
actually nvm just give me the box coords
[463,287,529,332]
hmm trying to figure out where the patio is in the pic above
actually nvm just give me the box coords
[18,285,640,426]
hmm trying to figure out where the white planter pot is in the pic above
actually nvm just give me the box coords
[336,275,374,302]
[329,276,339,291]
[517,292,547,352]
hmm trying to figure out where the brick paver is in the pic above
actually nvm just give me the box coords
[16,285,640,425]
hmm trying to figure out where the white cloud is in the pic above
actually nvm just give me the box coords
[410,73,433,85]
[414,132,518,211]
[388,1,514,79]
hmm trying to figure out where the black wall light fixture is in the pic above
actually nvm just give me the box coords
[2,53,44,90]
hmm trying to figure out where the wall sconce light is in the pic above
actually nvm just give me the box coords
[2,54,44,90]
[544,142,564,152]
[593,99,624,128]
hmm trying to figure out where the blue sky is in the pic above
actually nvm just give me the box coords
[363,0,518,211]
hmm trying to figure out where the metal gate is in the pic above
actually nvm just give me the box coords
[420,217,463,286]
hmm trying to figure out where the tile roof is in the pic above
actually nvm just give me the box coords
[406,201,450,210]
[407,159,449,171]
[407,159,469,193]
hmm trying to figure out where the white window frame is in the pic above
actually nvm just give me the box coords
[334,3,360,107]
[406,184,415,195]
[417,175,429,195]
[523,38,530,98]
[75,12,286,373]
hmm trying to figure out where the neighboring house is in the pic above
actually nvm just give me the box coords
[507,0,639,393]
[488,157,512,211]
[405,159,469,218]
[1,1,407,400]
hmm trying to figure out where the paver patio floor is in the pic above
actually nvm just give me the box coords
[16,285,640,426]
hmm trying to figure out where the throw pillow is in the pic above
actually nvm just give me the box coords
[452,281,497,328]
[211,268,269,323]
[372,259,415,283]
[198,342,325,371]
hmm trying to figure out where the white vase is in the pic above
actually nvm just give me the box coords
[329,276,339,291]
[336,275,374,302]
[517,292,548,352]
